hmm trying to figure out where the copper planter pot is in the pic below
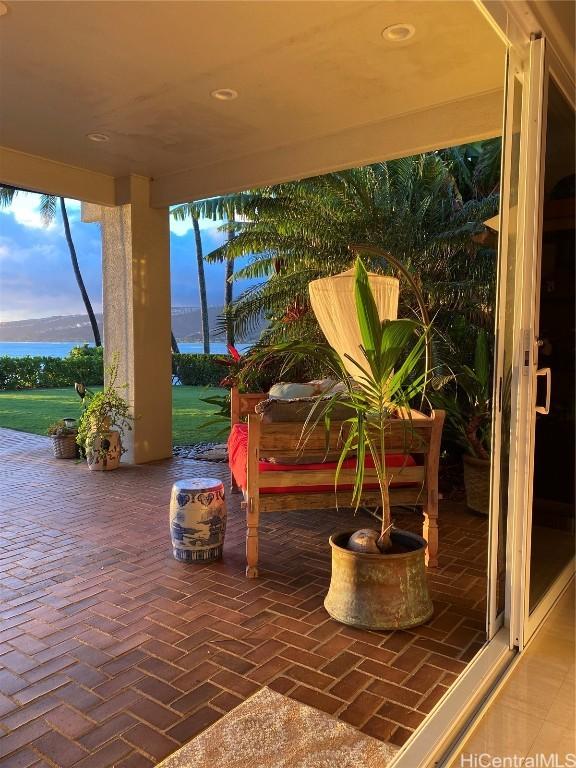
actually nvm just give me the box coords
[324,530,433,630]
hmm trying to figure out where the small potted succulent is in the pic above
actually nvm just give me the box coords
[47,419,78,459]
[76,359,133,471]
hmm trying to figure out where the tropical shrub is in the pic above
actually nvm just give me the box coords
[172,354,228,386]
[430,329,492,459]
[180,140,500,356]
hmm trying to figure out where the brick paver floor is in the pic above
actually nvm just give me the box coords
[0,428,488,766]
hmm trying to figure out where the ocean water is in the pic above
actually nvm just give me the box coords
[0,341,250,359]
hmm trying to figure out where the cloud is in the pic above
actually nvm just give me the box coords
[0,194,57,230]
[169,211,227,237]
[0,214,102,323]
[0,235,61,265]
[0,193,82,230]
[0,194,259,324]
[63,199,82,222]
[1,192,218,237]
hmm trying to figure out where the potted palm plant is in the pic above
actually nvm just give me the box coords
[319,259,434,629]
[433,330,491,514]
[250,258,437,629]
[76,359,133,471]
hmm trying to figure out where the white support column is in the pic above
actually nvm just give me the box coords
[83,175,172,463]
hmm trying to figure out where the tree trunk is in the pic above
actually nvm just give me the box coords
[224,221,235,347]
[60,197,102,347]
[377,419,393,552]
[224,259,234,346]
[192,217,210,354]
[171,332,180,354]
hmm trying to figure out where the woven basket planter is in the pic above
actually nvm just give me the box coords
[463,454,490,515]
[51,434,78,459]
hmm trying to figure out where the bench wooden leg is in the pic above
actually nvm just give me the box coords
[424,411,443,568]
[423,495,438,567]
[230,472,240,494]
[245,498,259,578]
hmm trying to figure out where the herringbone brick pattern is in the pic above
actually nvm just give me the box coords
[0,428,487,766]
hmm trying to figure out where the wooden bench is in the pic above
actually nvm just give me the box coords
[230,388,445,578]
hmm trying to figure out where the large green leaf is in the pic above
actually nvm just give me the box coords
[378,319,420,375]
[354,258,382,361]
[387,330,427,397]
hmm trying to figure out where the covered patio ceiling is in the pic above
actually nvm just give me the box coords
[0,0,506,206]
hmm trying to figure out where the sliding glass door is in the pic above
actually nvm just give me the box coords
[496,36,575,648]
[524,76,575,633]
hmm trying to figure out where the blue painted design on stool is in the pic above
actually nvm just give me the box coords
[170,479,227,564]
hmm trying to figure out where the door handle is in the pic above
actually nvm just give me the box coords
[535,367,551,414]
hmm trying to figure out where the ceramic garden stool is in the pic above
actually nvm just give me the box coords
[169,478,227,563]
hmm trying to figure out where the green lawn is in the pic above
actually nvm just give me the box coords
[0,386,226,445]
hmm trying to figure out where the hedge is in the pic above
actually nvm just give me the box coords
[0,350,226,390]
[172,354,225,386]
[0,353,104,390]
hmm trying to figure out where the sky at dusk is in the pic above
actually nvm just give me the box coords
[0,193,256,323]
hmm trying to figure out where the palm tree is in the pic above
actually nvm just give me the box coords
[224,216,235,347]
[184,143,500,353]
[172,198,250,349]
[0,186,102,347]
[191,216,210,354]
[59,197,102,347]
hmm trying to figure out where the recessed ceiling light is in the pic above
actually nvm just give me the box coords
[86,132,110,143]
[381,23,416,42]
[210,88,238,101]
[0,3,8,17]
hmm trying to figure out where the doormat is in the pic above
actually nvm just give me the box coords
[157,686,398,768]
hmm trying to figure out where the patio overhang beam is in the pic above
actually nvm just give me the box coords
[0,146,117,207]
[150,89,503,207]
[1,88,503,210]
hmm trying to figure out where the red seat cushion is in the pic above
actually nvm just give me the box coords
[228,423,417,495]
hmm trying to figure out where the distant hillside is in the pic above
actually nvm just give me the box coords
[0,307,263,343]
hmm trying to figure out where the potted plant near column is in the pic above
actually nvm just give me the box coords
[47,419,78,459]
[433,330,492,514]
[76,359,133,471]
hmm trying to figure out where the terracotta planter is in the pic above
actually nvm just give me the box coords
[87,430,121,471]
[463,454,490,515]
[324,530,433,630]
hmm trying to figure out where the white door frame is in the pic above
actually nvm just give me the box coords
[486,43,525,641]
[504,36,548,650]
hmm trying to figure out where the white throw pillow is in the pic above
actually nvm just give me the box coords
[268,379,346,400]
